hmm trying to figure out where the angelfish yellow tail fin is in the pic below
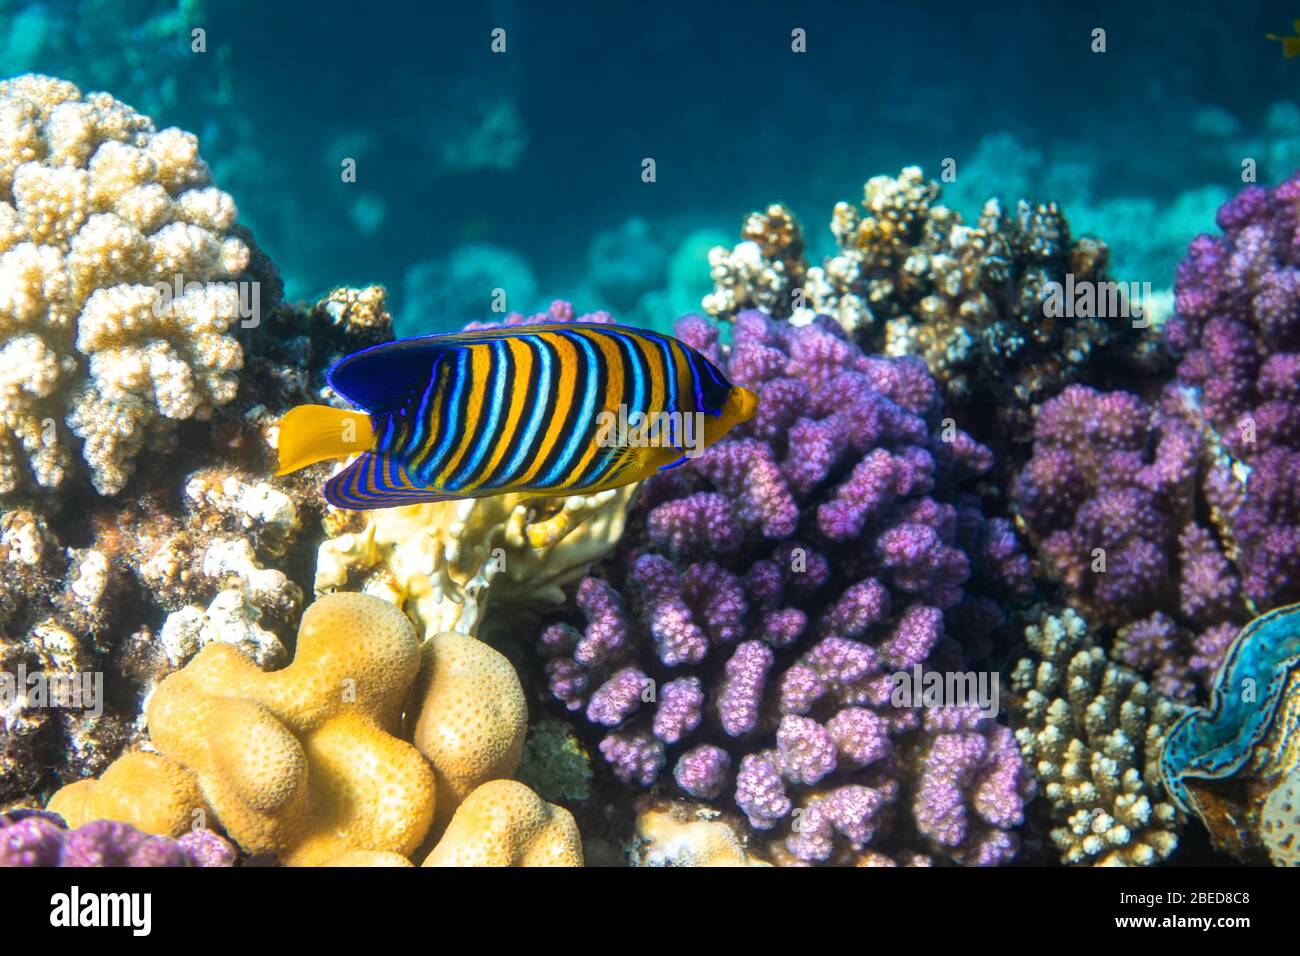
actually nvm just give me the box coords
[275,405,376,476]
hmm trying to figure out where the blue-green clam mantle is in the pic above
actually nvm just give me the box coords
[1160,603,1300,848]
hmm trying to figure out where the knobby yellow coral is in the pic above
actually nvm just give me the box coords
[314,485,636,638]
[421,779,583,866]
[49,591,436,866]
[47,750,210,839]
[0,74,276,497]
[412,631,527,824]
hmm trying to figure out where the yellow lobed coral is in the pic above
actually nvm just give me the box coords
[47,750,211,838]
[0,74,270,496]
[314,485,636,639]
[421,779,582,866]
[412,631,527,824]
[1010,607,1183,866]
[48,591,436,865]
[327,849,415,867]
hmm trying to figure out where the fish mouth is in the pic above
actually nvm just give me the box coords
[733,386,759,423]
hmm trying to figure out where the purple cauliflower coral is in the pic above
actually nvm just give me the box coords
[1165,172,1300,612]
[1011,383,1248,699]
[0,810,236,867]
[539,310,1034,865]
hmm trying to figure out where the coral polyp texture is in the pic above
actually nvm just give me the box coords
[49,592,437,866]
[703,167,1153,439]
[1011,382,1248,699]
[0,74,276,498]
[421,779,583,866]
[1009,608,1182,866]
[1164,172,1300,613]
[537,310,1035,865]
[412,630,528,823]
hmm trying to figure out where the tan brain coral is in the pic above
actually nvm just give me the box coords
[0,74,274,496]
[47,749,211,838]
[48,591,436,866]
[421,779,582,866]
[413,631,527,823]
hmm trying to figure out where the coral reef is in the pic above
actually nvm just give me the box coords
[0,73,278,498]
[421,779,583,867]
[943,130,1229,290]
[702,204,806,322]
[1010,607,1182,866]
[537,310,1035,864]
[48,592,437,866]
[1011,383,1248,699]
[1165,172,1300,613]
[1160,602,1300,866]
[703,167,1155,440]
[0,280,399,811]
[0,809,235,866]
[2,57,1291,875]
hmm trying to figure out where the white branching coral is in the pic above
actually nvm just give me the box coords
[0,74,266,496]
[1010,607,1183,866]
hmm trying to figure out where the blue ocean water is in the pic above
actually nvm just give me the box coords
[3,0,1297,331]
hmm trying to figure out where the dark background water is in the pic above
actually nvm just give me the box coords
[3,0,1298,328]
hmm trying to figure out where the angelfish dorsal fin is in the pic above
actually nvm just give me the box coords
[327,336,460,415]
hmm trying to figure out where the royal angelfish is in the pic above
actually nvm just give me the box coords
[276,323,759,509]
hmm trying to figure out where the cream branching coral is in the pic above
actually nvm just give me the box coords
[0,74,272,496]
[1010,607,1183,866]
[314,485,637,639]
[704,167,1148,439]
[703,204,806,321]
